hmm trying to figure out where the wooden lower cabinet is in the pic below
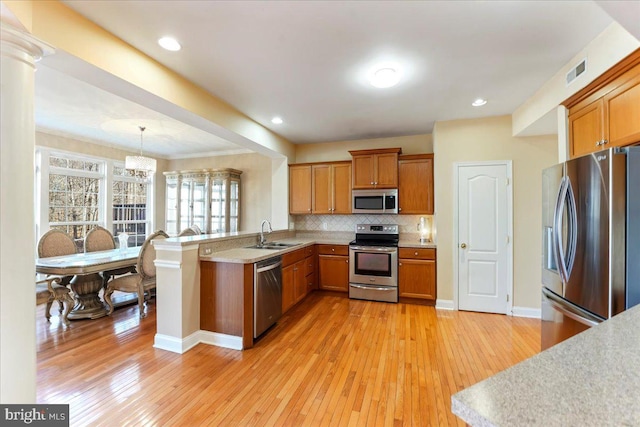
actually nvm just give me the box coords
[318,255,349,292]
[398,248,436,301]
[200,261,254,349]
[282,247,313,313]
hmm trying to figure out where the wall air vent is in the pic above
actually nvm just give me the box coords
[566,58,587,86]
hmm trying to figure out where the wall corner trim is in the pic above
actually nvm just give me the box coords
[153,332,200,354]
[435,299,455,310]
[511,306,542,319]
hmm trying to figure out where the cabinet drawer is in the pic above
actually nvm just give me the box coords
[317,244,349,256]
[305,245,315,257]
[399,247,436,260]
[305,256,316,276]
[282,248,306,266]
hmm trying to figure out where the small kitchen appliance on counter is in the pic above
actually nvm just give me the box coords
[349,224,399,303]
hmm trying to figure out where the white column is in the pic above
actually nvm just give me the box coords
[153,242,201,353]
[0,24,54,404]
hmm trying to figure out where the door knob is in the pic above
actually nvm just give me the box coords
[460,243,467,249]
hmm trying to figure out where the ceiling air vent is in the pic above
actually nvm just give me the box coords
[566,58,587,86]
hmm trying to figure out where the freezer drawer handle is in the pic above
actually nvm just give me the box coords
[542,287,603,328]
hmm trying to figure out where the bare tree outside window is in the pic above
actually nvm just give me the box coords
[48,156,102,251]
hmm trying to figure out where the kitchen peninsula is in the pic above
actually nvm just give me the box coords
[152,230,436,353]
[451,303,640,426]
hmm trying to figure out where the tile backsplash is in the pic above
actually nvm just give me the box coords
[293,214,434,234]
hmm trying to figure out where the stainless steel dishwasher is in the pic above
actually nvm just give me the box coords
[254,256,283,338]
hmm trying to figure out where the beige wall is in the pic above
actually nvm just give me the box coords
[167,153,273,232]
[433,116,557,309]
[295,134,432,163]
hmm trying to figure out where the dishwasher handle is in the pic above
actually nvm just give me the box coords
[256,259,282,273]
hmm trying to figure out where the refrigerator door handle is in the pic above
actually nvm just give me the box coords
[542,287,603,327]
[553,177,578,283]
[564,177,578,279]
[553,177,569,283]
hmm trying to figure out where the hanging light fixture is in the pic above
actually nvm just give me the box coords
[125,126,156,172]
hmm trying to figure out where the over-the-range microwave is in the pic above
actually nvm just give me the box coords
[352,189,398,214]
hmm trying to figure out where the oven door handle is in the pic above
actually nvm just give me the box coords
[350,283,396,292]
[350,246,397,253]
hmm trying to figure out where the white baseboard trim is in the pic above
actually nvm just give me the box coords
[511,306,541,319]
[153,331,200,354]
[435,299,454,310]
[199,331,243,350]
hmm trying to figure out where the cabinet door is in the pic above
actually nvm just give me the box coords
[166,180,179,235]
[289,165,312,214]
[569,99,604,158]
[604,69,640,148]
[318,255,349,292]
[312,164,332,214]
[398,157,434,214]
[282,264,295,313]
[352,155,375,189]
[294,259,307,303]
[398,258,436,300]
[374,153,399,188]
[332,163,352,214]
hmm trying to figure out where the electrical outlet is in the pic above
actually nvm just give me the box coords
[203,247,212,255]
[322,222,328,230]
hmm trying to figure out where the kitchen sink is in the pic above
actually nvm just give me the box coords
[246,242,301,250]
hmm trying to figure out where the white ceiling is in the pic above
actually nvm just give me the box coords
[36,1,618,156]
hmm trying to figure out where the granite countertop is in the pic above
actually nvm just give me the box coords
[200,234,437,263]
[451,303,640,426]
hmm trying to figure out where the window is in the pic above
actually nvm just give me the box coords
[36,149,154,251]
[46,155,103,251]
[112,166,152,247]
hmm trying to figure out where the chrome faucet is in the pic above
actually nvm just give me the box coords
[260,220,272,245]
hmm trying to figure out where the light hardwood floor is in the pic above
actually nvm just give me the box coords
[37,293,540,426]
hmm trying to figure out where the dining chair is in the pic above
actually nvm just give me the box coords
[104,230,169,318]
[177,224,202,237]
[37,229,77,325]
[84,226,136,288]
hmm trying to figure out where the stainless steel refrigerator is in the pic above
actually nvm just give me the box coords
[541,146,640,350]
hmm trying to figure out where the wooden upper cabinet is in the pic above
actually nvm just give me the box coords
[398,154,434,214]
[565,49,640,158]
[289,165,312,214]
[332,162,352,214]
[311,162,351,214]
[349,148,401,189]
[569,99,604,158]
[604,66,640,148]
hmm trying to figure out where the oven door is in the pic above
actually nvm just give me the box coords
[349,245,398,287]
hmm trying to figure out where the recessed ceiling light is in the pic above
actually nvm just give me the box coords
[271,117,283,124]
[158,36,181,51]
[472,98,487,107]
[369,67,400,88]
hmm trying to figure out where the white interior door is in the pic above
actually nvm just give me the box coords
[457,163,511,314]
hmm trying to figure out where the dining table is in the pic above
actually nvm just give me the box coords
[36,246,141,320]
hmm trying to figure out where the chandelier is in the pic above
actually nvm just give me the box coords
[125,126,157,172]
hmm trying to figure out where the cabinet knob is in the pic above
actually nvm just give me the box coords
[374,182,378,185]
[345,259,348,263]
[399,262,402,266]
[460,243,467,249]
[370,181,374,185]
[331,248,335,252]
[398,207,402,212]
[414,251,418,256]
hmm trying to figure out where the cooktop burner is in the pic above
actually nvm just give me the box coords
[351,223,399,247]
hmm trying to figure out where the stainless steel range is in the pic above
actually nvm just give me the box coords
[349,224,399,303]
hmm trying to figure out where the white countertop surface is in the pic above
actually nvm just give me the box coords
[451,304,640,426]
